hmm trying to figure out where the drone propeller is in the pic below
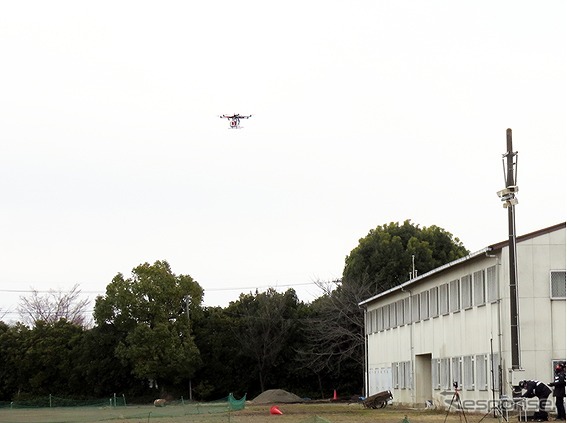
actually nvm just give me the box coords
[220,113,252,118]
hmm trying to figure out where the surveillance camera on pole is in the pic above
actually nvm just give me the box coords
[497,128,521,371]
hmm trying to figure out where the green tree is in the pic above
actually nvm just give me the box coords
[192,306,245,400]
[299,221,469,397]
[0,322,23,399]
[343,220,468,293]
[93,260,203,394]
[0,320,84,397]
[227,288,300,394]
[72,324,138,397]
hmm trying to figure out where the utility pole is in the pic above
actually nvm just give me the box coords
[496,128,520,370]
[185,295,193,401]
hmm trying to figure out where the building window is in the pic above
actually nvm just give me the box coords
[463,355,475,390]
[550,271,566,299]
[420,291,429,320]
[390,302,397,328]
[399,361,406,389]
[376,310,380,333]
[403,297,411,325]
[486,265,499,303]
[449,279,460,312]
[430,286,439,318]
[372,309,378,333]
[396,299,404,326]
[452,357,463,388]
[403,361,412,390]
[411,295,420,322]
[432,359,440,390]
[439,283,449,315]
[461,275,473,309]
[473,270,486,306]
[392,362,399,389]
[476,354,488,391]
[440,358,451,390]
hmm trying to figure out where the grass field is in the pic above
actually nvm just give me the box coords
[0,402,511,423]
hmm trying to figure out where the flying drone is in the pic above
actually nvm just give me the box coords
[219,113,252,129]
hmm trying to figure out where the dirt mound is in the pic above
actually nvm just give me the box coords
[252,389,304,404]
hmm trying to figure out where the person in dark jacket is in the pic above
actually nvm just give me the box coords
[519,379,552,420]
[549,362,566,421]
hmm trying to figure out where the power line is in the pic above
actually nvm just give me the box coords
[0,281,317,295]
[0,282,323,316]
[0,283,322,314]
[205,282,315,292]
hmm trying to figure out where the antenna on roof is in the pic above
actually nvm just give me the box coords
[410,255,418,279]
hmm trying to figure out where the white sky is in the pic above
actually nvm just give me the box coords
[0,1,565,321]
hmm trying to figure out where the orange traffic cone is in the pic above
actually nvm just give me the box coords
[270,406,283,415]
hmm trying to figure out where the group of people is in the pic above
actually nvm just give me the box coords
[518,362,566,421]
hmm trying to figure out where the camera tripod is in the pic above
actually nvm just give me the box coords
[477,399,509,423]
[443,383,469,423]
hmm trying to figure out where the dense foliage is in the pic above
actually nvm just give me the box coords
[343,220,468,293]
[0,222,467,402]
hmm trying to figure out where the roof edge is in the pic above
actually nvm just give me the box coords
[359,247,490,307]
[488,222,566,251]
[358,221,566,307]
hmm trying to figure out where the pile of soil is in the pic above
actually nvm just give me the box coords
[252,389,304,404]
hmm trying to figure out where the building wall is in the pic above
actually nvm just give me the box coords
[512,228,566,384]
[364,226,566,410]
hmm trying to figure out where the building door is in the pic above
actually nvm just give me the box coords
[415,353,432,404]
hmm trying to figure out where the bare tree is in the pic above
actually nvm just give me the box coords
[0,308,8,323]
[18,284,91,327]
[297,279,373,385]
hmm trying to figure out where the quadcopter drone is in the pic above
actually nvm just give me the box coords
[219,113,252,129]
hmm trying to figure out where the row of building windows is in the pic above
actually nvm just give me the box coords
[366,269,566,334]
[391,353,500,392]
[431,353,500,391]
[365,266,498,333]
[388,357,567,393]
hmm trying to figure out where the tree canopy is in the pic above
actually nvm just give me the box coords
[0,220,469,402]
[227,288,301,393]
[342,220,468,294]
[93,260,203,392]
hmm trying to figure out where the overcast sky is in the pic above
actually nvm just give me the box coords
[0,1,565,321]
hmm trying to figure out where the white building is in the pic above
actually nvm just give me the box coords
[359,223,566,411]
